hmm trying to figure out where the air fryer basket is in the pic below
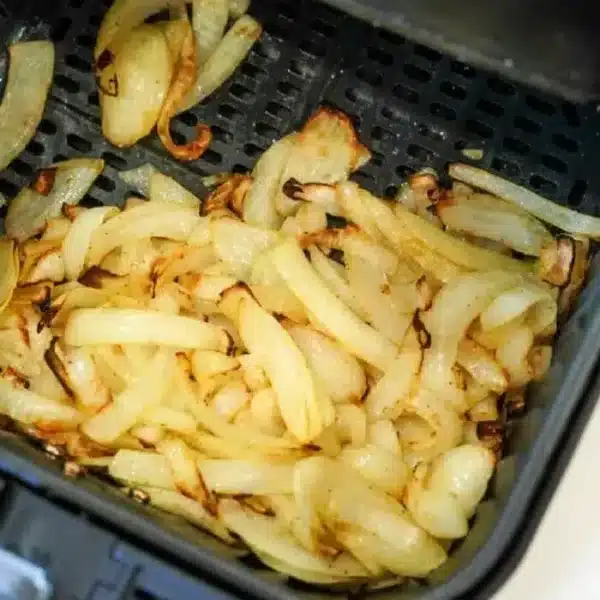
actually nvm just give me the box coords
[1,0,600,598]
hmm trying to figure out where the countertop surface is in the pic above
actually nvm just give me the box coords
[495,394,600,599]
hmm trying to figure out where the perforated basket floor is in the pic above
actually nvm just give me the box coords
[2,0,600,599]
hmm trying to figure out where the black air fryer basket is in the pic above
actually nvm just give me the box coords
[1,0,600,598]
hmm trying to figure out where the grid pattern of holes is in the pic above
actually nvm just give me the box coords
[1,0,599,213]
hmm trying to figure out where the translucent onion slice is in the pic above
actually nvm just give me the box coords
[0,239,19,313]
[449,162,600,238]
[191,0,229,67]
[100,24,173,148]
[0,41,54,172]
[273,239,398,371]
[62,206,118,280]
[178,16,262,114]
[0,378,81,429]
[157,19,213,161]
[6,158,105,242]
[64,308,230,351]
[94,0,185,61]
[198,459,294,494]
[109,449,175,489]
[243,135,295,229]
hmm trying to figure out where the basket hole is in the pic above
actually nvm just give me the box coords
[202,150,222,165]
[413,44,442,62]
[276,1,298,20]
[450,60,476,78]
[266,101,290,119]
[406,144,434,163]
[240,63,268,81]
[255,122,279,139]
[299,38,326,58]
[232,163,250,174]
[38,119,56,136]
[552,133,578,153]
[88,91,99,107]
[352,170,375,187]
[89,13,102,27]
[53,154,68,163]
[80,195,104,208]
[491,157,520,177]
[211,125,233,144]
[514,115,541,134]
[67,134,92,154]
[429,102,456,121]
[367,46,393,66]
[252,39,280,62]
[530,174,556,195]
[392,83,419,104]
[541,154,567,174]
[230,83,254,103]
[10,159,33,177]
[95,174,116,193]
[466,119,493,139]
[503,137,530,156]
[175,112,198,127]
[416,122,445,142]
[371,126,395,144]
[65,54,91,73]
[402,63,431,83]
[487,77,515,96]
[395,164,416,179]
[525,95,556,116]
[476,99,503,118]
[26,141,45,156]
[346,87,370,104]
[356,66,382,87]
[440,81,466,101]
[385,184,398,197]
[243,143,265,159]
[567,180,587,207]
[55,74,79,94]
[218,104,242,121]
[562,102,581,127]
[278,81,300,98]
[289,58,314,79]
[0,179,18,197]
[370,151,384,167]
[102,151,127,170]
[69,0,84,6]
[51,17,72,42]
[310,17,335,38]
[76,34,95,48]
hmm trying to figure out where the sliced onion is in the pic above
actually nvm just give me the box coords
[62,206,118,280]
[94,0,185,61]
[273,239,399,371]
[457,339,507,394]
[178,16,262,114]
[157,19,212,161]
[64,308,229,351]
[364,346,422,422]
[238,295,321,443]
[449,163,600,238]
[191,0,229,67]
[480,282,556,332]
[109,449,175,489]
[0,41,54,172]
[0,239,19,313]
[243,135,294,229]
[199,459,294,494]
[6,158,105,242]
[150,171,201,209]
[288,325,366,405]
[119,164,155,196]
[141,486,233,543]
[100,24,172,147]
[88,204,200,265]
[229,0,250,18]
[157,437,208,502]
[0,378,81,429]
[436,193,552,256]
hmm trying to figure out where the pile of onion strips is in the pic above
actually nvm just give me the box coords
[0,107,592,590]
[94,0,262,160]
